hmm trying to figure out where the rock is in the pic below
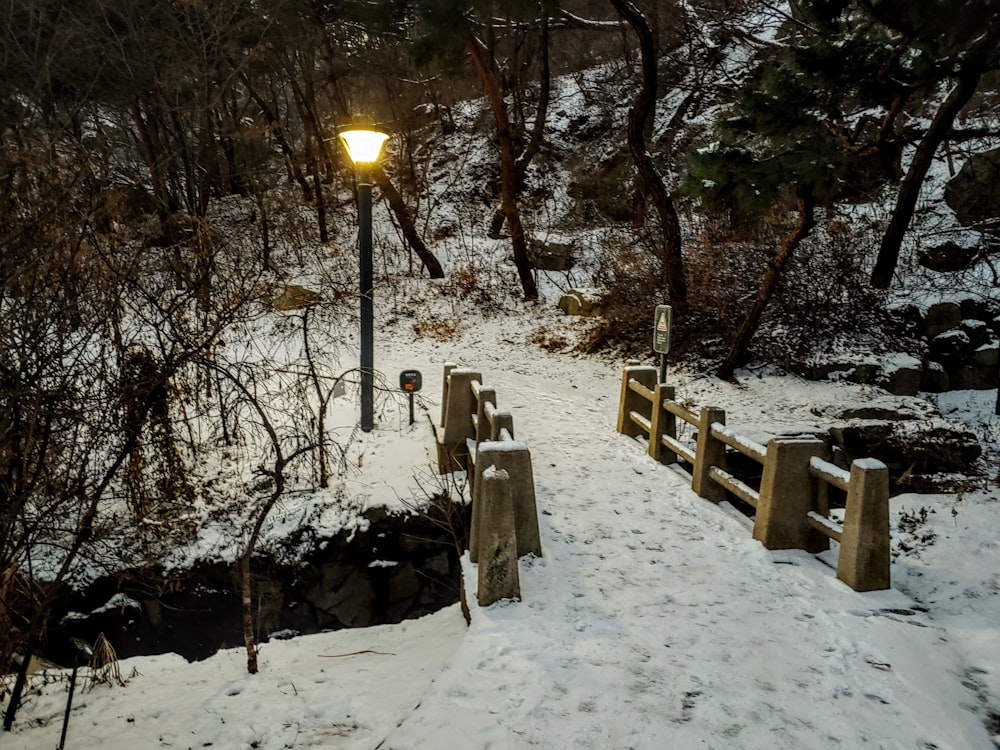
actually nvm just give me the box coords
[850,363,881,384]
[41,507,467,664]
[944,147,1000,234]
[920,361,950,392]
[953,365,999,390]
[324,568,375,627]
[828,405,921,421]
[972,342,999,367]
[558,288,603,317]
[385,562,421,621]
[929,328,971,365]
[960,318,991,348]
[960,298,999,321]
[917,241,979,272]
[794,361,853,381]
[528,238,575,271]
[924,302,962,338]
[271,284,322,311]
[878,355,923,396]
[830,420,981,476]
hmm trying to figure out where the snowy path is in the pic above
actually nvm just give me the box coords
[6,311,997,749]
[379,341,995,749]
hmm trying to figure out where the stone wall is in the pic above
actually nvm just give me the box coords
[43,506,467,665]
[798,298,999,396]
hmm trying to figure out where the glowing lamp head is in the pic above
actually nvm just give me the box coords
[338,127,390,165]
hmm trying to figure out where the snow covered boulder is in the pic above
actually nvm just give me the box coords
[830,420,982,477]
[924,302,962,338]
[528,238,575,271]
[929,328,971,367]
[919,360,950,392]
[944,146,1000,235]
[558,288,603,317]
[917,240,979,272]
[877,354,923,396]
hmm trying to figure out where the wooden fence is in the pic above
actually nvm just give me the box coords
[436,364,542,606]
[618,364,890,592]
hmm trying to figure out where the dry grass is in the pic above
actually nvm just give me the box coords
[413,317,459,341]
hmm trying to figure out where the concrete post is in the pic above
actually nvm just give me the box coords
[616,365,656,436]
[470,441,541,563]
[476,468,520,606]
[490,410,514,441]
[440,363,456,428]
[475,386,497,447]
[437,368,481,473]
[754,438,829,552]
[691,407,727,502]
[837,459,891,591]
[648,384,677,464]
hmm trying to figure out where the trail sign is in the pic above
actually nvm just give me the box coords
[399,370,422,392]
[400,370,422,425]
[653,305,672,354]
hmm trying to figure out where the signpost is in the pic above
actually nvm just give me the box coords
[399,370,422,425]
[653,305,672,384]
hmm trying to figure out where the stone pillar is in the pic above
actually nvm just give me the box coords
[754,437,829,552]
[476,468,520,607]
[440,363,456,428]
[437,368,481,473]
[691,407,727,502]
[490,410,514,441]
[470,441,541,563]
[837,459,891,591]
[474,386,497,447]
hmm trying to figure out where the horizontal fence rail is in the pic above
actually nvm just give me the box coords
[617,363,890,592]
[437,364,543,606]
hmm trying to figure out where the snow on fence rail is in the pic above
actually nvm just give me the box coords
[617,363,890,592]
[435,364,542,606]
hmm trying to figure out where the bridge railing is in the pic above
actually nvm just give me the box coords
[617,363,890,592]
[437,364,542,606]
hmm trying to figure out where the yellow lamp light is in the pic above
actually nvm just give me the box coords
[337,127,390,165]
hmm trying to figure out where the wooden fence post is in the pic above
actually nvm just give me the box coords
[437,368,481,473]
[470,441,541,563]
[648,384,677,464]
[754,438,829,552]
[476,468,520,606]
[691,407,727,501]
[837,459,890,591]
[616,365,656,436]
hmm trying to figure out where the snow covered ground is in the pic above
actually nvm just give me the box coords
[6,298,999,750]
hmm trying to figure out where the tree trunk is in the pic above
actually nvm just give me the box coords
[373,165,445,278]
[995,359,1000,416]
[466,31,538,301]
[870,72,981,288]
[128,100,171,222]
[3,641,32,731]
[489,17,553,238]
[610,0,688,313]
[241,74,312,201]
[240,553,258,674]
[717,191,817,379]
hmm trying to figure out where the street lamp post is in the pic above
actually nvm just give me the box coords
[338,125,390,433]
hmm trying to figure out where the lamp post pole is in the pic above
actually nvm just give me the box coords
[358,164,374,432]
[337,125,388,433]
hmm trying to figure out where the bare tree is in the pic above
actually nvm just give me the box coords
[610,0,688,313]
